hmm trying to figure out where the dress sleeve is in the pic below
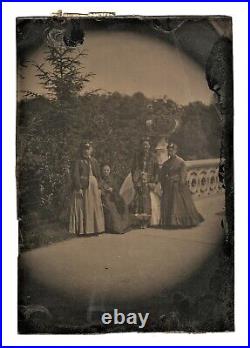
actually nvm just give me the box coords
[131,153,139,184]
[97,162,102,186]
[99,178,104,190]
[159,163,166,187]
[73,160,81,191]
[92,158,101,183]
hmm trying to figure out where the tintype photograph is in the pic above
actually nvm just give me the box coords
[17,14,233,334]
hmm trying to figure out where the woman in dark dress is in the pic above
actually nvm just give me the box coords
[160,143,204,228]
[69,141,105,236]
[131,137,158,228]
[100,165,130,234]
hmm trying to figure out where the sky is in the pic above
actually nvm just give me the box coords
[18,30,213,105]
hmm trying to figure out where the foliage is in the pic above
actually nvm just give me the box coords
[17,93,222,225]
[25,45,95,101]
[18,44,95,224]
[17,44,222,231]
[171,102,221,160]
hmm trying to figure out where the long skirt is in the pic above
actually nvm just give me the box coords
[119,173,135,206]
[102,195,130,234]
[161,182,204,228]
[150,191,161,226]
[120,173,161,227]
[69,176,105,235]
[132,185,151,216]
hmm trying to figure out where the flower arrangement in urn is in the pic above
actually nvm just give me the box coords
[145,98,181,139]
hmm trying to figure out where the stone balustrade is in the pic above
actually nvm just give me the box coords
[185,158,224,197]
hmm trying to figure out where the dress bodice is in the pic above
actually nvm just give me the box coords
[160,155,186,186]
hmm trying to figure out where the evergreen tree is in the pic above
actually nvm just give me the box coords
[26,45,94,102]
[20,44,95,221]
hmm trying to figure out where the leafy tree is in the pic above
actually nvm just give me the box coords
[171,102,222,160]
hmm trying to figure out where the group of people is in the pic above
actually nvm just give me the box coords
[69,138,204,236]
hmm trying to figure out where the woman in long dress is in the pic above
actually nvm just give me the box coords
[100,165,130,234]
[160,143,204,228]
[69,141,105,236]
[131,137,159,228]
